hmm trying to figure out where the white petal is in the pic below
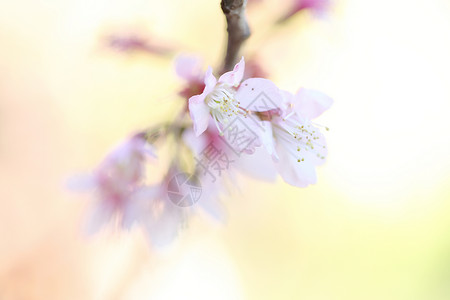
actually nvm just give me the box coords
[294,88,333,119]
[236,78,284,111]
[275,145,317,187]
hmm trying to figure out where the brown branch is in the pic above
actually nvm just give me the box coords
[220,0,251,73]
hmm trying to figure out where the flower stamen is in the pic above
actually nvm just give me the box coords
[206,84,241,132]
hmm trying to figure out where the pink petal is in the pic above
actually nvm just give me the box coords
[189,94,211,136]
[124,184,185,247]
[259,121,279,161]
[174,54,203,81]
[235,78,284,111]
[294,88,333,119]
[188,67,217,136]
[183,120,226,155]
[204,66,217,91]
[218,57,245,86]
[122,186,159,229]
[275,146,317,187]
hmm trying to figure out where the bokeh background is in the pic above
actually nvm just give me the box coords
[1,0,450,299]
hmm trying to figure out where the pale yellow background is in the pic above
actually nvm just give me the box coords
[1,0,450,299]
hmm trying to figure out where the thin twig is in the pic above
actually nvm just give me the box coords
[220,0,251,72]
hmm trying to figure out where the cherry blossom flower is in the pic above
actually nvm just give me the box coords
[122,167,188,247]
[83,132,227,246]
[186,57,267,157]
[269,99,329,187]
[236,78,332,187]
[124,159,229,246]
[188,57,246,136]
[82,134,155,232]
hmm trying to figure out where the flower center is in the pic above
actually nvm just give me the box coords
[274,115,328,163]
[205,84,241,133]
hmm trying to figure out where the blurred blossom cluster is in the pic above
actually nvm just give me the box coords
[75,56,332,246]
[74,0,333,247]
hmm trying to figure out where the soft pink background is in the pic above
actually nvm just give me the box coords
[1,0,450,299]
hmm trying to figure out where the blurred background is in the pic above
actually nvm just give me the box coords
[1,0,450,299]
